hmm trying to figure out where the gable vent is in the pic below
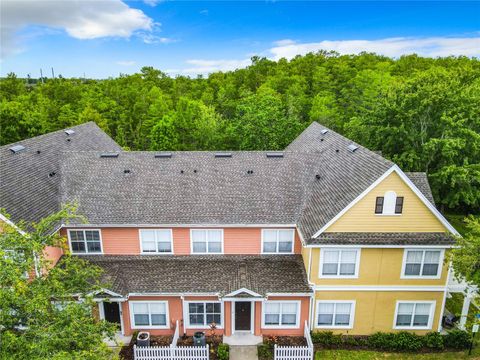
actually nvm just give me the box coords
[9,145,25,154]
[215,152,232,158]
[154,152,172,158]
[100,152,119,158]
[320,129,329,135]
[64,129,75,135]
[347,144,359,153]
[266,152,284,158]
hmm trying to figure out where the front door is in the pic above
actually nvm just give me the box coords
[103,302,121,325]
[235,302,251,331]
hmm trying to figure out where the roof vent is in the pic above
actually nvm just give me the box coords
[9,145,25,154]
[266,152,284,158]
[124,169,131,174]
[315,174,321,180]
[154,152,172,158]
[100,152,119,158]
[215,152,232,158]
[347,144,359,153]
[36,150,41,154]
[247,170,254,175]
[320,129,329,135]
[64,129,75,135]
[48,171,56,178]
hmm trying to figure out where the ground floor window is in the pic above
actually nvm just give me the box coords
[394,301,434,329]
[262,301,300,328]
[129,301,169,329]
[186,302,222,327]
[316,301,355,328]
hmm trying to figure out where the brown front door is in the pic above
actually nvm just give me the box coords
[235,302,251,331]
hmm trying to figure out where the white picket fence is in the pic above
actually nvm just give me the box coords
[171,320,180,347]
[133,344,209,360]
[274,321,314,360]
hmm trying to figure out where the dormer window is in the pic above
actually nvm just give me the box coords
[375,191,404,215]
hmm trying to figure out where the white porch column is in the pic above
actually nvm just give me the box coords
[459,291,473,330]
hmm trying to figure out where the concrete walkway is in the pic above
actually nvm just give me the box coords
[230,345,258,360]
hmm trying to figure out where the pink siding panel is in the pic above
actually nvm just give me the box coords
[101,228,140,254]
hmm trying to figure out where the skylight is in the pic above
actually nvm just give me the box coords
[64,129,75,135]
[215,152,232,158]
[348,144,359,153]
[320,129,329,135]
[154,152,172,158]
[100,152,119,158]
[266,152,284,158]
[9,145,25,154]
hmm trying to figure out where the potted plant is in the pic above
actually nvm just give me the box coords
[137,331,150,347]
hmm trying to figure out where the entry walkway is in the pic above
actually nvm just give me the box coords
[230,345,258,360]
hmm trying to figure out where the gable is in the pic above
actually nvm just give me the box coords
[323,170,451,233]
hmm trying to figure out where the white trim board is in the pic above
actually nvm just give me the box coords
[0,213,26,235]
[312,165,459,238]
[225,288,262,298]
[306,244,454,249]
[314,285,446,292]
[63,223,297,228]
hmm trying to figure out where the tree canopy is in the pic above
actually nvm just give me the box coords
[1,52,479,214]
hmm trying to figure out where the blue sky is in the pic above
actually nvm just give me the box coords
[1,1,479,78]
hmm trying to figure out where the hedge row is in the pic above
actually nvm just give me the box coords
[311,329,471,352]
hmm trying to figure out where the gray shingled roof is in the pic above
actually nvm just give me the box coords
[309,232,454,246]
[81,255,312,296]
[0,122,121,225]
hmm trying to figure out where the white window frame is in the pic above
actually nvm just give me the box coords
[129,301,170,329]
[319,248,361,279]
[393,300,436,330]
[185,301,224,329]
[190,229,224,254]
[261,229,295,254]
[375,191,402,216]
[67,229,103,254]
[401,249,444,279]
[139,229,174,254]
[261,300,301,329]
[315,300,356,329]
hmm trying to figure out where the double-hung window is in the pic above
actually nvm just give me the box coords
[262,301,299,328]
[140,229,173,254]
[191,229,223,254]
[68,230,102,254]
[320,249,360,278]
[262,229,294,254]
[316,301,355,328]
[187,302,222,327]
[130,301,169,329]
[402,249,443,278]
[394,302,434,329]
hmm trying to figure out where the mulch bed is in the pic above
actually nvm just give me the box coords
[263,335,307,347]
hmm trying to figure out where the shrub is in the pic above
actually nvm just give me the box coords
[444,329,471,349]
[342,336,359,347]
[390,332,423,351]
[217,343,229,360]
[367,332,395,349]
[423,332,444,350]
[311,331,342,347]
[257,344,273,360]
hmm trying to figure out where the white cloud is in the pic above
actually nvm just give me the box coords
[1,0,153,58]
[117,60,136,66]
[139,33,175,44]
[269,37,480,60]
[180,59,252,74]
[200,9,209,16]
[143,0,162,6]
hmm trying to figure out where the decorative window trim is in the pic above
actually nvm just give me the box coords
[139,229,174,254]
[129,301,169,329]
[261,229,295,254]
[318,248,361,279]
[185,301,224,329]
[261,300,301,329]
[401,249,444,279]
[393,301,436,330]
[315,300,356,329]
[374,191,403,216]
[67,229,103,254]
[190,229,224,254]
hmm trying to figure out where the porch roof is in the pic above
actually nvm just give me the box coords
[81,254,312,297]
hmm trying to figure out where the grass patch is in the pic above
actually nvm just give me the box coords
[315,348,479,359]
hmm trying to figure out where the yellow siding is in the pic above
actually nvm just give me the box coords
[314,291,444,335]
[326,172,447,232]
[301,246,311,277]
[310,248,449,286]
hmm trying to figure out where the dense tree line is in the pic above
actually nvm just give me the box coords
[1,52,479,214]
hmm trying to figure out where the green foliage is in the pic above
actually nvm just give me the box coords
[367,332,423,351]
[311,331,342,347]
[216,343,229,360]
[257,343,273,360]
[0,205,117,360]
[423,331,445,350]
[1,54,479,213]
[444,329,471,349]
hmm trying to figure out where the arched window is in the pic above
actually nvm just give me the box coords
[375,191,404,215]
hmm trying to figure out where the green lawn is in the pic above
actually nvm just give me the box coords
[315,348,480,360]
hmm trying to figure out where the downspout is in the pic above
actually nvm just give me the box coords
[181,296,186,335]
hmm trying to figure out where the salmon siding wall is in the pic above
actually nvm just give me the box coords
[260,296,310,336]
[63,227,302,255]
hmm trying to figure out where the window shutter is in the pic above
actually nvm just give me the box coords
[375,197,384,214]
[395,197,404,214]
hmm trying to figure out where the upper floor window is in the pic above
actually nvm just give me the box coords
[186,302,222,328]
[262,301,300,328]
[402,249,443,278]
[129,301,169,329]
[394,301,435,329]
[140,229,173,254]
[316,301,355,329]
[319,248,360,278]
[191,229,223,254]
[68,230,102,254]
[375,191,404,215]
[262,229,295,254]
